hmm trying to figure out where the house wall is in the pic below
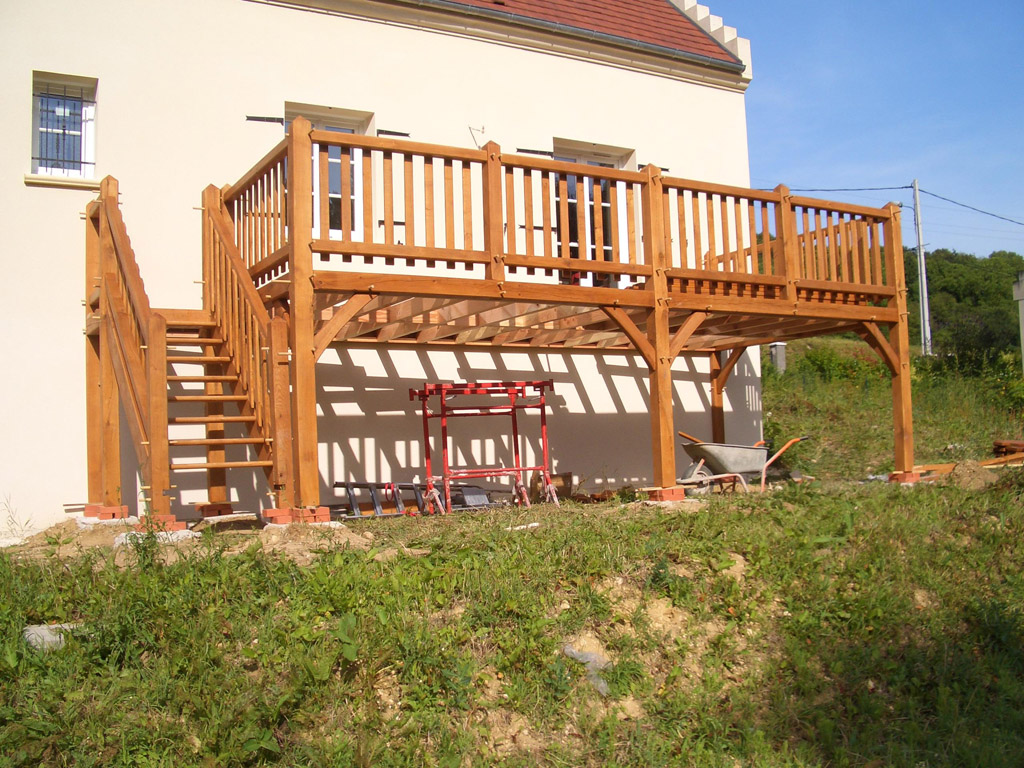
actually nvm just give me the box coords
[0,0,757,529]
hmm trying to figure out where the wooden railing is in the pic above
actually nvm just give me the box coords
[223,139,290,289]
[94,177,170,515]
[226,121,903,306]
[202,186,294,506]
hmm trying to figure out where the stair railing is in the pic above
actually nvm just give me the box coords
[201,185,295,507]
[93,177,171,515]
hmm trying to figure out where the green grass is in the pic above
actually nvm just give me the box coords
[3,473,1024,766]
[762,337,1024,479]
[2,337,1023,766]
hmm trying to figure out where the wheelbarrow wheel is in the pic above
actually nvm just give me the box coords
[684,465,714,495]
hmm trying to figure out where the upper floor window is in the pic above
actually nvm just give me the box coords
[285,103,374,240]
[32,72,96,178]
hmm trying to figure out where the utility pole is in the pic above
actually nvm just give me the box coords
[913,179,933,355]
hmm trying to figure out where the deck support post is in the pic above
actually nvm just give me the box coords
[709,347,747,444]
[641,164,676,487]
[85,202,105,504]
[286,117,321,507]
[96,179,122,506]
[146,313,171,515]
[709,352,725,443]
[884,205,915,475]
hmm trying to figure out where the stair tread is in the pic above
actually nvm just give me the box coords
[172,460,275,471]
[169,437,269,446]
[170,415,257,424]
[167,375,239,382]
[168,394,247,402]
[167,355,231,362]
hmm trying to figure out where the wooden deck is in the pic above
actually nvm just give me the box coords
[85,118,914,519]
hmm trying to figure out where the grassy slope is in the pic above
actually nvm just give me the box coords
[761,337,1023,479]
[2,340,1023,767]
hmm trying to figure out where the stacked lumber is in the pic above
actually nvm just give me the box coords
[994,440,1024,456]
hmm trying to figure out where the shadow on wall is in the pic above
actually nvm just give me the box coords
[117,346,761,516]
[315,345,762,504]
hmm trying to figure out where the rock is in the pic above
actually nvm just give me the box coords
[23,623,81,651]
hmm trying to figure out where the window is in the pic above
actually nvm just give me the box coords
[285,103,373,241]
[32,73,96,178]
[552,140,635,286]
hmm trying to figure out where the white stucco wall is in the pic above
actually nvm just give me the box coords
[0,0,757,529]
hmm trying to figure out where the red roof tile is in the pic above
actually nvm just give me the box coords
[434,0,741,68]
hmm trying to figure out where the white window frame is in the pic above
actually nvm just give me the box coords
[552,139,636,288]
[32,72,97,179]
[285,103,374,242]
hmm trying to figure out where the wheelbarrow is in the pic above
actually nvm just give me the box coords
[678,431,810,493]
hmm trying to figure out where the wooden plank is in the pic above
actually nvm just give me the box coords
[444,159,455,250]
[308,130,485,163]
[609,181,621,264]
[383,151,395,245]
[318,145,330,240]
[404,152,415,247]
[761,201,773,274]
[505,253,651,276]
[626,183,638,265]
[800,207,813,279]
[691,192,704,269]
[541,172,553,259]
[523,169,535,257]
[462,162,473,250]
[313,239,488,265]
[340,147,352,239]
[710,351,725,443]
[85,201,103,503]
[746,199,759,276]
[362,150,373,241]
[575,175,587,259]
[224,140,288,204]
[423,156,434,248]
[884,205,914,473]
[505,166,517,255]
[813,209,827,282]
[870,219,883,286]
[558,174,570,260]
[706,193,718,269]
[592,180,605,266]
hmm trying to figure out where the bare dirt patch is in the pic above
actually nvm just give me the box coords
[946,460,999,491]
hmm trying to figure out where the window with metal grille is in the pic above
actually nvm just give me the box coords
[32,74,96,178]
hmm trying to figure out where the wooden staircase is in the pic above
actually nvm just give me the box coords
[85,179,297,527]
[163,314,274,485]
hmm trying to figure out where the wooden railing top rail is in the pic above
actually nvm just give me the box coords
[100,181,153,342]
[788,195,895,220]
[308,129,486,163]
[662,175,783,205]
[224,138,287,204]
[500,152,644,184]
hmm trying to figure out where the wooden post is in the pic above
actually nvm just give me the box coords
[286,117,320,507]
[147,313,171,515]
[710,351,725,443]
[482,141,506,282]
[269,316,296,508]
[884,204,915,476]
[641,164,675,488]
[201,187,227,503]
[774,185,800,305]
[97,181,122,505]
[85,201,103,503]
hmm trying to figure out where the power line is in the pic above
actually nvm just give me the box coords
[918,188,1024,227]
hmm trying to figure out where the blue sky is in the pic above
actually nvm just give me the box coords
[718,1,1024,257]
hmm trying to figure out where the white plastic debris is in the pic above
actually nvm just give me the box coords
[563,644,611,696]
[22,623,82,651]
[505,522,540,531]
[113,529,200,548]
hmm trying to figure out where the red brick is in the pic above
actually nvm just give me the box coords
[85,505,129,519]
[196,502,234,517]
[646,486,688,502]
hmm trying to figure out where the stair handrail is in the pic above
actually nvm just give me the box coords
[202,185,294,506]
[94,177,171,515]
